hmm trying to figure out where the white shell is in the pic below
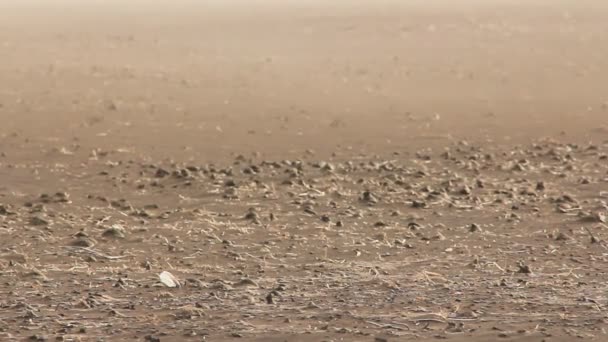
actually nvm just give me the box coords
[159,271,180,288]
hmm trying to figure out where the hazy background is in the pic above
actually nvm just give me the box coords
[1,0,607,161]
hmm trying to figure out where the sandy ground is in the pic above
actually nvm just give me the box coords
[1,1,608,341]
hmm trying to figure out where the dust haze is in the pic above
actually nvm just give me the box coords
[1,1,607,341]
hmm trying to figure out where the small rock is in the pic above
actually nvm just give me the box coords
[155,168,170,178]
[244,208,260,222]
[102,224,126,239]
[144,335,160,342]
[174,305,205,320]
[432,232,446,241]
[360,191,378,205]
[408,222,422,230]
[517,262,532,274]
[536,181,546,191]
[0,204,15,215]
[412,200,427,208]
[460,185,472,195]
[234,278,259,288]
[266,292,275,304]
[469,223,481,232]
[29,216,49,226]
[71,237,97,248]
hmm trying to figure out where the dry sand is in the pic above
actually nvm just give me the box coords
[1,1,607,341]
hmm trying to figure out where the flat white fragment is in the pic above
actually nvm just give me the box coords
[159,271,181,288]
